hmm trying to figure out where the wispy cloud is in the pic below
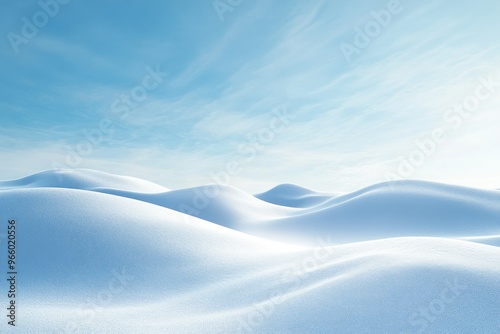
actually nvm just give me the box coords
[1,0,499,192]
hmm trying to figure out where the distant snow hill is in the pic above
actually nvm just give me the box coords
[0,169,498,333]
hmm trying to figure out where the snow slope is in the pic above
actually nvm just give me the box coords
[248,180,500,245]
[255,183,338,208]
[0,169,498,333]
[21,170,497,246]
[0,169,168,193]
[13,171,499,246]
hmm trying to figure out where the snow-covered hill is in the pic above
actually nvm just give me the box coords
[0,169,498,333]
[0,169,168,193]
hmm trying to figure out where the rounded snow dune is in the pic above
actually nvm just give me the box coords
[93,184,297,230]
[0,170,499,332]
[1,170,499,247]
[246,180,500,245]
[0,169,168,193]
[255,183,337,208]
[91,179,500,246]
[0,186,499,333]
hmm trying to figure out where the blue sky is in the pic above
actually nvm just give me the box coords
[1,0,499,193]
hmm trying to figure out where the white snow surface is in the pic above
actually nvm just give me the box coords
[0,169,498,333]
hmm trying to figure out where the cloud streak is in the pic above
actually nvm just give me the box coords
[1,0,499,192]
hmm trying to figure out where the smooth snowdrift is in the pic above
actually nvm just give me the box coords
[255,183,337,208]
[0,169,498,333]
[246,180,500,245]
[0,169,168,193]
[94,184,296,231]
[19,170,497,246]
